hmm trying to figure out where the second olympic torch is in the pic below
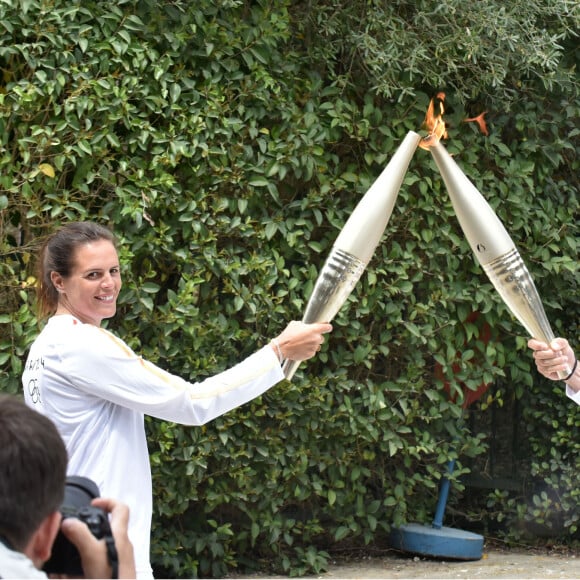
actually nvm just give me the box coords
[429,142,571,380]
[282,130,422,380]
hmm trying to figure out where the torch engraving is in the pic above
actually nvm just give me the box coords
[483,249,558,343]
[298,248,366,325]
[282,130,421,379]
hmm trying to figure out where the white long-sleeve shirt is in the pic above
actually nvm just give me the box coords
[23,315,283,579]
[0,542,48,579]
[565,385,580,406]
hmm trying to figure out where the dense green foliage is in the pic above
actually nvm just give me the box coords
[300,0,579,108]
[1,0,578,577]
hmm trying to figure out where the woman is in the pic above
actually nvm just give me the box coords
[22,221,332,578]
[528,337,579,405]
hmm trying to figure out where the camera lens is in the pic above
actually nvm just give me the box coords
[43,476,108,576]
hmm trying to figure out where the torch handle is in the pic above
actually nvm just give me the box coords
[531,331,573,382]
[530,337,573,381]
[556,368,573,381]
[282,359,301,380]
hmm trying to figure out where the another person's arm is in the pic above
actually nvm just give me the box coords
[528,338,580,404]
[60,498,135,579]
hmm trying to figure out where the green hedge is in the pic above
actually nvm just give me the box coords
[1,1,578,577]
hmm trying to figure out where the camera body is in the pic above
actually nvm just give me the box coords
[43,475,113,577]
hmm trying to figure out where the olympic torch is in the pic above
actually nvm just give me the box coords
[428,142,571,379]
[282,130,422,380]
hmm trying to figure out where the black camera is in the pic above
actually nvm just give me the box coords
[43,475,116,577]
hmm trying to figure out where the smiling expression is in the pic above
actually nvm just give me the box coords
[51,239,122,326]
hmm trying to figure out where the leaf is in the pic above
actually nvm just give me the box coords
[170,83,181,103]
[142,282,160,293]
[248,177,269,187]
[38,163,55,178]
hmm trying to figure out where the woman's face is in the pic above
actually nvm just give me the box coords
[51,239,122,326]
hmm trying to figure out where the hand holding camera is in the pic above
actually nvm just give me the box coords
[44,476,135,579]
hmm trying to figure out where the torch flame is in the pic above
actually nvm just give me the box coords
[464,111,489,136]
[419,92,447,150]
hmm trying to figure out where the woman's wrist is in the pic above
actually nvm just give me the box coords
[270,338,284,364]
[564,358,580,392]
[563,358,577,381]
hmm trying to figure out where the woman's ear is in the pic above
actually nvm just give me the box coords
[50,271,64,293]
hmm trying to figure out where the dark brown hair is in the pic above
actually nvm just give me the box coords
[0,396,68,550]
[36,221,116,319]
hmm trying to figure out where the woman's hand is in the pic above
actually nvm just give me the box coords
[273,321,333,362]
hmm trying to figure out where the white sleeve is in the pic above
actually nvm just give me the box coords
[565,384,580,406]
[57,324,284,425]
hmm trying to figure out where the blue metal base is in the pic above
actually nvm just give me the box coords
[390,523,484,561]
